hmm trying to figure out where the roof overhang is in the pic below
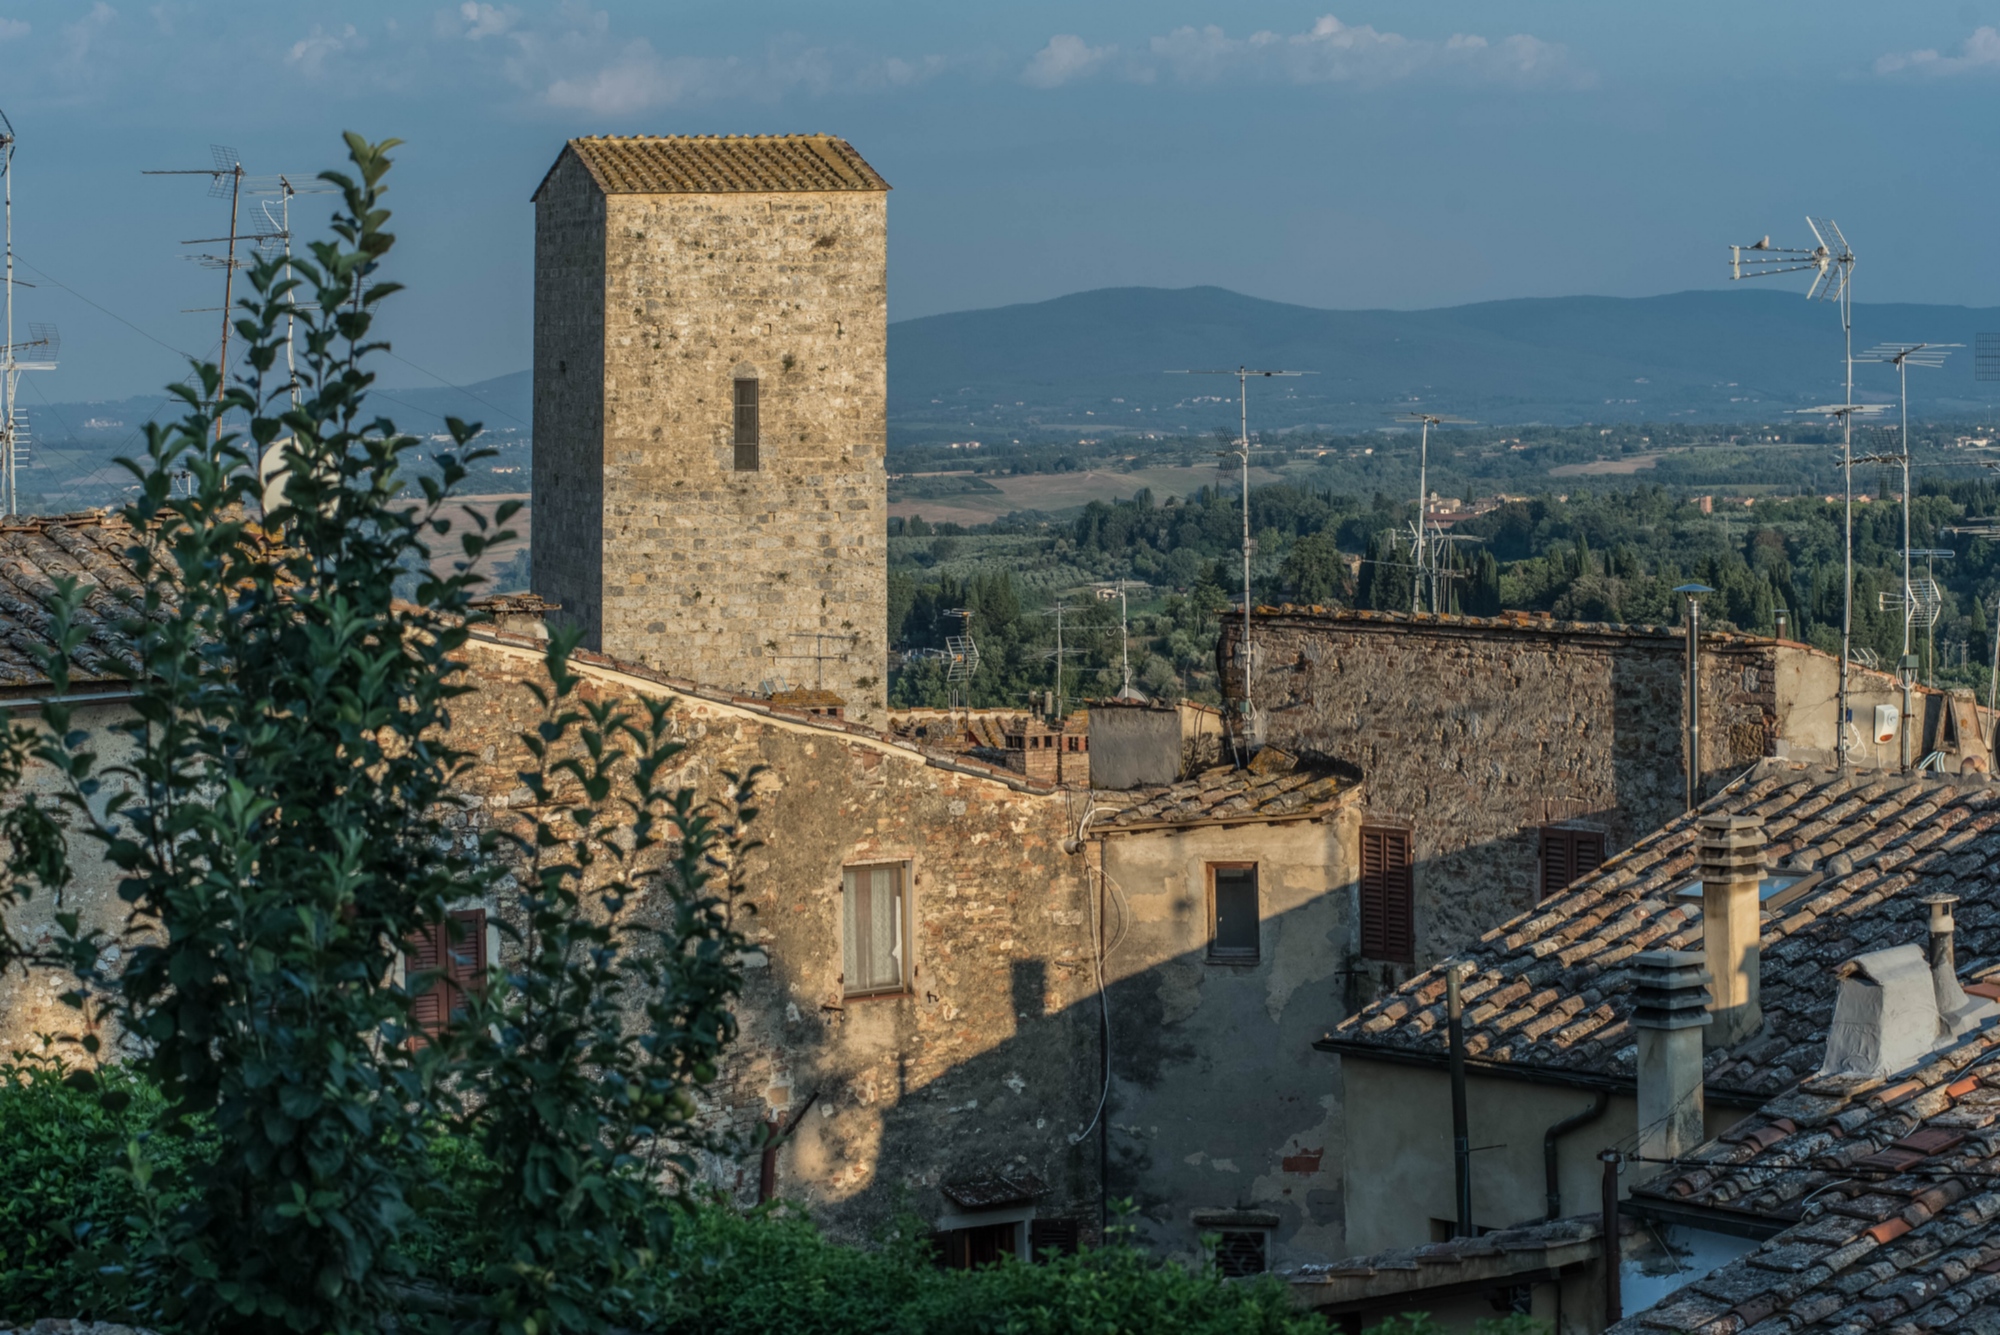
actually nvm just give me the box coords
[1317,1036,1775,1110]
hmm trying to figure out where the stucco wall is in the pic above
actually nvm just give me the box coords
[1098,806,1361,1268]
[529,173,889,722]
[1087,704,1184,790]
[1337,1056,1744,1256]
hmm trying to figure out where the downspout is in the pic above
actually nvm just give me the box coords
[1447,962,1472,1237]
[1542,1090,1610,1220]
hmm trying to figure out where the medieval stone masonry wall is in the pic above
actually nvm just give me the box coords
[530,151,608,651]
[590,188,888,721]
[444,637,1099,1242]
[1225,613,1775,963]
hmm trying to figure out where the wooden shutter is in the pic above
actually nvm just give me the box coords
[406,908,487,1038]
[1539,827,1606,898]
[1359,827,1414,963]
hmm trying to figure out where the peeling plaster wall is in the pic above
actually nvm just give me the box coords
[1097,805,1361,1268]
[449,638,1100,1243]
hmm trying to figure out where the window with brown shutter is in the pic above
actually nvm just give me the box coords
[407,908,487,1038]
[1539,826,1607,899]
[733,378,761,471]
[1208,863,1259,963]
[1359,826,1414,963]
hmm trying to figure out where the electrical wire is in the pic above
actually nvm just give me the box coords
[14,257,199,359]
[383,349,529,429]
[1069,802,1113,1146]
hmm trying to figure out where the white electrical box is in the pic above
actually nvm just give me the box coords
[1874,704,1900,744]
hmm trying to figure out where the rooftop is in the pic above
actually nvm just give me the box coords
[540,134,890,198]
[1095,747,1349,832]
[1616,1021,2000,1333]
[1286,1215,1602,1316]
[0,510,149,691]
[1324,760,2000,1103]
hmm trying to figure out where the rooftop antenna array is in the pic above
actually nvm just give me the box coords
[1166,366,1309,740]
[1097,579,1138,699]
[145,149,333,437]
[1733,217,1862,767]
[0,110,59,518]
[942,608,978,716]
[1393,411,1474,612]
[1857,341,1958,768]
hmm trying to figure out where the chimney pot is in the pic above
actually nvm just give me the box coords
[1698,813,1765,1048]
[1632,950,1712,1167]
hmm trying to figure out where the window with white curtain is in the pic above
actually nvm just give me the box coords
[842,863,908,996]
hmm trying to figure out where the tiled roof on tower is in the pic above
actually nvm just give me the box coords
[535,134,891,198]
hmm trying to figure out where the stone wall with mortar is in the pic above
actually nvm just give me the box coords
[533,158,889,722]
[446,635,1098,1243]
[530,150,607,651]
[1221,611,1781,970]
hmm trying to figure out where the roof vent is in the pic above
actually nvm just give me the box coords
[1818,937,2000,1081]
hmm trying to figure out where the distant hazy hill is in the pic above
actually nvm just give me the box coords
[887,286,2000,440]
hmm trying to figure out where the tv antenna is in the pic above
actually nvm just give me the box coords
[1166,366,1310,735]
[1792,399,1888,766]
[1392,411,1475,613]
[1858,340,1958,766]
[0,109,57,518]
[1037,602,1086,720]
[1736,216,1863,765]
[145,149,333,436]
[941,608,978,714]
[1095,580,1142,699]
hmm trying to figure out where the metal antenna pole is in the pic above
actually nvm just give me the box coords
[1165,366,1308,738]
[3,112,12,519]
[1730,217,1859,765]
[1119,580,1131,696]
[1392,413,1474,613]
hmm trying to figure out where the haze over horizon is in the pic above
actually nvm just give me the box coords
[4,2,2000,402]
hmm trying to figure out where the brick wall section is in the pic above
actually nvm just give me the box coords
[530,150,607,650]
[533,154,889,722]
[445,636,1099,1241]
[1221,610,1777,964]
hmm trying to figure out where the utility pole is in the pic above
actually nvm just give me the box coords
[1676,584,1714,810]
[0,110,58,518]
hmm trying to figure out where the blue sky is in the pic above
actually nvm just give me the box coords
[3,1,2000,402]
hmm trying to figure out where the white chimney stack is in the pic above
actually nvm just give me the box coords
[1699,813,1764,1048]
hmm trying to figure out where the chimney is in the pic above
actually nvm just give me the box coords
[1632,950,1712,1163]
[1923,893,1981,1031]
[1699,813,1764,1048]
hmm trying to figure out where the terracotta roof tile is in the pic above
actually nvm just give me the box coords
[545,134,890,197]
[1325,759,2000,1102]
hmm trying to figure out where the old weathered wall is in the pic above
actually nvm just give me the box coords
[589,188,889,721]
[0,699,136,1055]
[1225,612,1777,966]
[450,636,1097,1241]
[1099,806,1361,1268]
[1088,704,1184,790]
[531,151,608,651]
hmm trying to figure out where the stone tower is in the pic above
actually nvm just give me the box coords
[531,134,890,721]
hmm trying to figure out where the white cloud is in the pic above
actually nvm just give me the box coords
[542,41,741,114]
[286,23,361,78]
[1028,13,1588,91]
[1023,34,1115,88]
[61,2,114,66]
[1877,26,2000,76]
[450,2,517,41]
[0,18,28,40]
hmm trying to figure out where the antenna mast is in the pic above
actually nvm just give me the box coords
[0,110,57,518]
[1732,218,1863,766]
[1167,366,1308,743]
[1393,412,1474,612]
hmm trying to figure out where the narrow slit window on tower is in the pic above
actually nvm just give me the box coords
[733,377,761,471]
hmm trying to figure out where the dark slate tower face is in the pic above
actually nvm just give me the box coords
[532,134,890,720]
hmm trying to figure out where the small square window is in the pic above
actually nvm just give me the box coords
[1209,863,1259,963]
[733,377,761,471]
[842,863,909,996]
